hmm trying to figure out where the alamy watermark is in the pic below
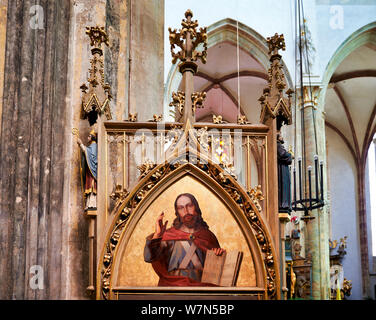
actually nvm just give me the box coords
[29,265,44,290]
[132,124,246,177]
[329,5,344,30]
[29,5,44,30]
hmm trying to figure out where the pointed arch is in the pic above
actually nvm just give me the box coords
[321,21,376,298]
[320,21,376,104]
[96,154,280,300]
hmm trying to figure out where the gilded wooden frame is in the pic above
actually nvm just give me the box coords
[96,142,280,300]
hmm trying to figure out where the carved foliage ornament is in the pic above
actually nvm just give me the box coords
[86,26,109,51]
[168,10,208,65]
[266,33,285,56]
[170,91,185,115]
[99,158,278,300]
[191,91,206,114]
[213,115,223,124]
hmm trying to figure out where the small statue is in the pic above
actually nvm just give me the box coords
[277,133,292,213]
[76,129,98,212]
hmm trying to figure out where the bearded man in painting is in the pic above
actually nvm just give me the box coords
[144,193,225,286]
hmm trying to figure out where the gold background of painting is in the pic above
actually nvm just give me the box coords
[116,175,257,287]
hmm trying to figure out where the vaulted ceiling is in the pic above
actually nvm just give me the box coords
[325,44,376,165]
[178,41,268,124]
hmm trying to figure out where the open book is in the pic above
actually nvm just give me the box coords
[201,250,243,286]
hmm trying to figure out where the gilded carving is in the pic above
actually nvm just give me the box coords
[166,125,183,149]
[100,158,278,299]
[137,159,157,178]
[168,10,207,65]
[127,112,138,122]
[266,33,285,55]
[151,114,163,122]
[196,126,210,151]
[110,185,129,216]
[212,115,223,124]
[80,26,112,125]
[86,26,109,50]
[191,91,206,114]
[169,91,185,115]
[237,115,250,125]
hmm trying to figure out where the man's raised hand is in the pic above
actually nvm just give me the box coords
[152,211,168,239]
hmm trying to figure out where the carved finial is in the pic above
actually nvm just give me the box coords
[168,10,207,67]
[266,33,285,56]
[86,26,109,54]
[80,26,112,126]
[259,33,292,126]
[185,9,193,18]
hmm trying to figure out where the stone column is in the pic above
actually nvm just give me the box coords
[0,0,71,299]
[64,0,106,299]
[300,86,330,300]
[0,0,7,133]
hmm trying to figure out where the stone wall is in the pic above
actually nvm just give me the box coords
[0,0,71,299]
[0,0,164,299]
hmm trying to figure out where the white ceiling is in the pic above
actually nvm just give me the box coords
[325,44,376,161]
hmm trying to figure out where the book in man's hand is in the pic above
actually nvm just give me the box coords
[201,250,243,286]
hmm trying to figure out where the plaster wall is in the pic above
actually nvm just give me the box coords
[326,126,362,299]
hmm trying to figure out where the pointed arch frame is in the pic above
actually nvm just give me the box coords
[96,146,280,300]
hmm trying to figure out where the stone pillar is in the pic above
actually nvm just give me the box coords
[0,0,71,299]
[0,0,7,133]
[64,0,107,299]
[300,86,330,299]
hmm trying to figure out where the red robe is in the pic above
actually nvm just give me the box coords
[151,226,220,287]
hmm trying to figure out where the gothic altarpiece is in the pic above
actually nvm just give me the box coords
[76,11,298,300]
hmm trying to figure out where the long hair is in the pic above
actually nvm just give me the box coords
[173,193,209,229]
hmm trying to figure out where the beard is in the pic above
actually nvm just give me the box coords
[182,214,198,228]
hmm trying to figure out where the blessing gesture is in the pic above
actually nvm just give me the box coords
[152,212,168,239]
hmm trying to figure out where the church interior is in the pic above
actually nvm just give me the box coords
[0,0,375,301]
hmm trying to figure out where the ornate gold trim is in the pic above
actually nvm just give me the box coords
[97,153,279,300]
